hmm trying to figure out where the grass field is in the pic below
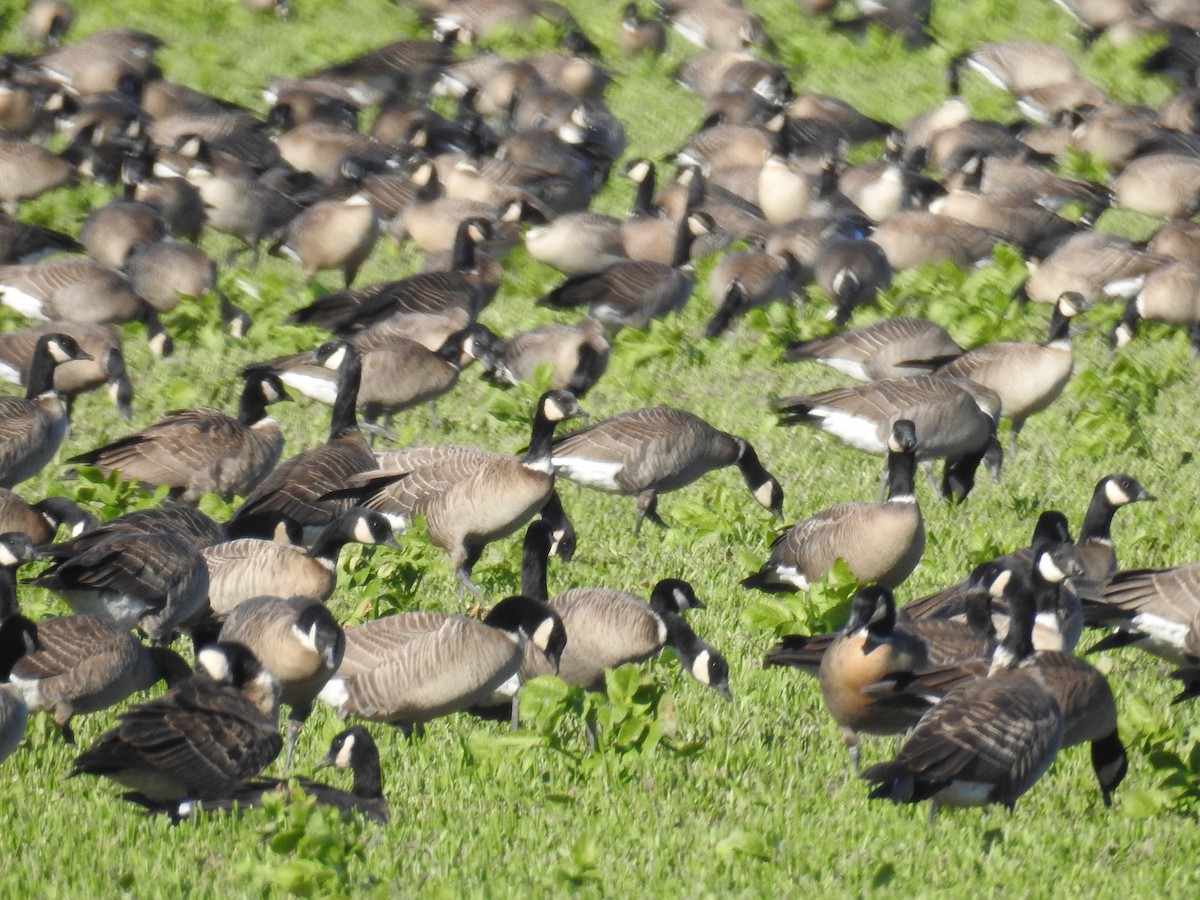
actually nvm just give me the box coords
[2,0,1200,896]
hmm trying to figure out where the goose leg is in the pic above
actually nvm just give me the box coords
[510,693,520,732]
[284,706,311,771]
[428,400,439,430]
[1009,420,1024,457]
[634,490,666,534]
[842,725,861,775]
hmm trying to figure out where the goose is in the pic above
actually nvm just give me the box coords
[122,241,224,318]
[1147,220,1200,262]
[289,217,498,334]
[0,332,92,488]
[326,389,585,594]
[271,194,379,288]
[1082,563,1200,663]
[231,341,376,542]
[185,166,300,260]
[813,237,892,325]
[23,0,75,47]
[0,566,39,764]
[0,258,171,357]
[306,36,455,108]
[551,405,783,533]
[203,508,393,618]
[666,1,768,50]
[869,210,998,271]
[172,726,389,823]
[1018,230,1169,305]
[951,42,1080,95]
[0,211,81,263]
[546,578,729,698]
[539,212,713,330]
[1113,153,1200,219]
[32,530,210,645]
[471,318,610,397]
[34,27,162,95]
[775,375,1002,502]
[744,419,922,593]
[772,585,931,771]
[0,322,132,420]
[520,203,626,276]
[0,136,75,207]
[9,615,190,745]
[71,642,282,807]
[704,251,799,336]
[917,291,1090,452]
[78,199,166,269]
[320,595,566,733]
[942,154,1112,213]
[251,326,484,428]
[782,316,963,381]
[617,2,666,56]
[1109,260,1200,355]
[218,597,345,768]
[871,562,1127,806]
[58,505,226,554]
[68,370,289,503]
[0,490,93,544]
[860,572,1064,819]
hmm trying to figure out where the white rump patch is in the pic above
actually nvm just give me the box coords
[0,286,50,320]
[318,677,349,709]
[551,455,624,490]
[809,410,886,454]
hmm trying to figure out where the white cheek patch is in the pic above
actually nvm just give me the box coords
[353,518,378,544]
[673,588,689,610]
[322,345,348,371]
[753,482,775,509]
[48,341,74,364]
[989,569,1011,597]
[532,617,556,651]
[293,621,321,655]
[0,545,19,568]
[197,647,232,682]
[691,649,712,685]
[543,397,565,421]
[627,160,650,182]
[1037,552,1066,583]
[1105,479,1131,506]
[335,733,356,769]
[262,382,280,403]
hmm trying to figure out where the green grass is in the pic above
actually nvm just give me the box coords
[2,0,1200,896]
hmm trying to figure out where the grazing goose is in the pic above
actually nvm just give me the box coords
[744,419,922,592]
[173,726,389,823]
[321,595,566,733]
[251,326,484,428]
[231,341,376,542]
[551,405,783,533]
[1083,563,1200,663]
[33,531,210,645]
[58,505,226,555]
[68,371,289,503]
[0,211,81,263]
[916,291,1090,452]
[539,212,713,330]
[0,136,75,207]
[0,322,133,420]
[0,332,92,488]
[78,199,166,269]
[951,41,1080,94]
[9,615,190,745]
[518,202,626,276]
[1018,231,1169,305]
[618,2,666,56]
[1112,153,1200,220]
[272,194,379,288]
[1109,261,1200,355]
[0,490,94,544]
[872,562,1127,806]
[327,390,585,594]
[775,375,1002,502]
[547,578,730,697]
[0,259,166,353]
[218,597,345,768]
[860,573,1064,819]
[71,642,283,807]
[869,210,997,271]
[472,318,610,397]
[704,251,800,336]
[203,508,393,618]
[23,0,75,47]
[782,317,963,381]
[813,237,893,325]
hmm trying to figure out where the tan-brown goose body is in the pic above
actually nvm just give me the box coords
[1085,563,1200,663]
[0,332,91,488]
[275,194,379,287]
[1020,230,1169,305]
[71,643,282,804]
[478,318,610,395]
[0,137,74,205]
[9,615,189,744]
[322,596,565,729]
[123,241,217,313]
[218,597,345,767]
[68,371,287,503]
[0,321,131,419]
[204,508,392,617]
[0,258,146,325]
[334,390,584,592]
[35,28,161,94]
[550,405,782,532]
[79,200,166,269]
[745,420,922,592]
[1111,261,1200,351]
[870,210,998,270]
[782,316,963,381]
[928,291,1087,448]
[232,341,375,541]
[1113,153,1200,219]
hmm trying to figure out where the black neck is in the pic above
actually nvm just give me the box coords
[0,565,18,620]
[735,440,768,489]
[866,593,897,641]
[670,215,696,268]
[523,408,560,464]
[630,165,656,217]
[1029,556,1061,617]
[886,446,917,501]
[238,379,270,426]
[964,592,995,638]
[25,340,59,398]
[352,747,385,800]
[1046,303,1072,343]
[1080,488,1116,543]
[661,609,701,657]
[450,221,479,271]
[520,522,552,602]
[330,347,362,439]
[998,571,1036,664]
[309,518,353,564]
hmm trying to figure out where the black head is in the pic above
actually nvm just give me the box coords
[1092,731,1128,807]
[308,340,358,371]
[887,419,918,455]
[36,333,92,367]
[689,643,732,700]
[649,578,704,614]
[1034,546,1084,585]
[1031,510,1072,553]
[1100,473,1154,507]
[318,725,377,770]
[31,498,95,539]
[104,349,134,420]
[0,615,38,680]
[484,596,567,671]
[844,585,894,635]
[0,532,40,569]
[537,389,585,424]
[292,604,346,671]
[252,371,291,406]
[195,641,264,687]
[966,560,1015,599]
[336,508,395,548]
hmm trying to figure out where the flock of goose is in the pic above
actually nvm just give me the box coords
[1,0,1200,832]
